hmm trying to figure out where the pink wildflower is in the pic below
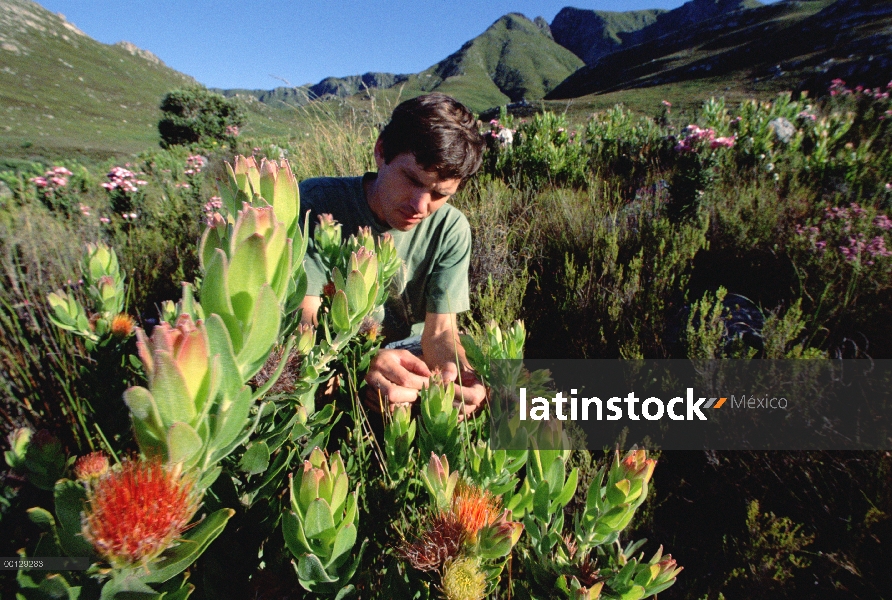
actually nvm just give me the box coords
[867,236,891,258]
[875,215,892,230]
[710,136,736,149]
[204,196,223,212]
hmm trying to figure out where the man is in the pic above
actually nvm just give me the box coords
[298,93,487,415]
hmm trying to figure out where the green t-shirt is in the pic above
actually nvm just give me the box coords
[299,174,471,341]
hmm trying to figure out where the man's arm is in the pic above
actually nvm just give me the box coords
[299,295,322,327]
[421,312,486,416]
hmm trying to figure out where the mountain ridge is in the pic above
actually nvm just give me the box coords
[225,13,585,113]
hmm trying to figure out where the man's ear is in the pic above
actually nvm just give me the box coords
[373,137,385,169]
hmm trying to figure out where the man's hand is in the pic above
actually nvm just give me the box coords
[422,312,488,418]
[364,348,431,411]
[440,361,487,417]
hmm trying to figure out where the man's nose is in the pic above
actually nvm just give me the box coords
[408,189,430,214]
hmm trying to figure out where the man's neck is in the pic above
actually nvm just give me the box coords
[363,172,388,226]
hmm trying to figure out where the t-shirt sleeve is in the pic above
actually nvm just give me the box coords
[298,180,331,297]
[303,236,328,297]
[425,212,471,315]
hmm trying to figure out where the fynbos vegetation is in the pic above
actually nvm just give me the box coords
[1,79,891,599]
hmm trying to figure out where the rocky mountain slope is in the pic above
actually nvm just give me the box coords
[547,0,892,100]
[550,7,666,65]
[550,0,761,67]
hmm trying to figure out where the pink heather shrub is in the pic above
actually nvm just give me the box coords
[184,155,207,176]
[675,125,718,153]
[102,167,147,193]
[203,196,223,226]
[795,203,892,265]
[29,166,73,196]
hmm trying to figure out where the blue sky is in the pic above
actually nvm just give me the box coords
[35,1,775,90]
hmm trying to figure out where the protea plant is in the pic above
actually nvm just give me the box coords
[47,242,132,346]
[282,448,364,594]
[402,474,523,594]
[577,449,656,548]
[124,312,260,485]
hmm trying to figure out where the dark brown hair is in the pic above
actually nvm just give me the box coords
[378,93,485,181]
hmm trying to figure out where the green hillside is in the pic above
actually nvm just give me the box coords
[0,0,199,159]
[348,13,585,113]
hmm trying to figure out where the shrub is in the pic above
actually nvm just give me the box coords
[158,87,246,149]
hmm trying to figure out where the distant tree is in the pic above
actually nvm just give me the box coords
[158,87,246,148]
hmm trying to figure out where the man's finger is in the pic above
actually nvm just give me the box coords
[364,372,420,409]
[398,352,432,378]
[381,361,429,389]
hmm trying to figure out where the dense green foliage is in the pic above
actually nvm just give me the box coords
[158,88,246,149]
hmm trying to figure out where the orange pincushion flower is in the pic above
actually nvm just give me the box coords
[110,313,135,338]
[74,451,109,482]
[82,460,200,568]
[450,482,501,541]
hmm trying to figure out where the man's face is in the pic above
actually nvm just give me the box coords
[370,141,461,232]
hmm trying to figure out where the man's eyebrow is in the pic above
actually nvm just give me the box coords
[401,167,424,186]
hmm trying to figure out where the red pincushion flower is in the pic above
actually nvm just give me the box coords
[82,460,200,568]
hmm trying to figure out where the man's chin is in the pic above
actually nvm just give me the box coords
[396,218,421,231]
